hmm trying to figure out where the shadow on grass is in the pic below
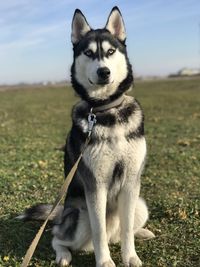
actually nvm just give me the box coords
[0,216,154,267]
[0,216,96,266]
[0,214,159,267]
[0,216,53,259]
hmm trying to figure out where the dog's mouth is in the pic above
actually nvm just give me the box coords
[88,79,114,86]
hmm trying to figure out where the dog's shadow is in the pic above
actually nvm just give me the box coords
[0,215,95,266]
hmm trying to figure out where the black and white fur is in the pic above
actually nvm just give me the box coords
[18,7,155,267]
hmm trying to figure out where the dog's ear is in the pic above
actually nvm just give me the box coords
[71,9,91,44]
[105,6,126,42]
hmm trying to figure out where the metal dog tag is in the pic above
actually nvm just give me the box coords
[88,110,97,135]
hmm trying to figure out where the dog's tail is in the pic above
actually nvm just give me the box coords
[16,204,63,221]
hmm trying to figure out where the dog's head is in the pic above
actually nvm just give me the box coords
[71,7,133,106]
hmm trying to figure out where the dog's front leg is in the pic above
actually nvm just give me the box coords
[85,185,115,267]
[118,182,142,267]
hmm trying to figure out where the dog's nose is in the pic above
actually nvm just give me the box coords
[97,67,110,80]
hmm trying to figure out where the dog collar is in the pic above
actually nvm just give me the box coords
[92,95,125,113]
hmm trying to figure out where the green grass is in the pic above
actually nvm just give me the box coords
[0,78,200,267]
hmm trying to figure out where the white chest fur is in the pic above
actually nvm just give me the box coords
[83,123,146,183]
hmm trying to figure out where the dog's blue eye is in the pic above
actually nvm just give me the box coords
[84,50,93,57]
[107,49,115,56]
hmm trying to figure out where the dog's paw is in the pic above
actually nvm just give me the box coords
[98,259,116,267]
[56,251,72,267]
[135,228,155,240]
[59,258,71,267]
[127,255,142,267]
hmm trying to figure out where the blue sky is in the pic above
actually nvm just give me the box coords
[0,0,200,84]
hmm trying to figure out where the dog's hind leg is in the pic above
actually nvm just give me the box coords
[134,198,155,240]
[52,206,93,266]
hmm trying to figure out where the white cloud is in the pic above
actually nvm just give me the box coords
[0,38,44,52]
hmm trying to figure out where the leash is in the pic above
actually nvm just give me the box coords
[21,109,97,267]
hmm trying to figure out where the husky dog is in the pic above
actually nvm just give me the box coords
[19,7,155,267]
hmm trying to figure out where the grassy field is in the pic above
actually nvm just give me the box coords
[0,78,200,267]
